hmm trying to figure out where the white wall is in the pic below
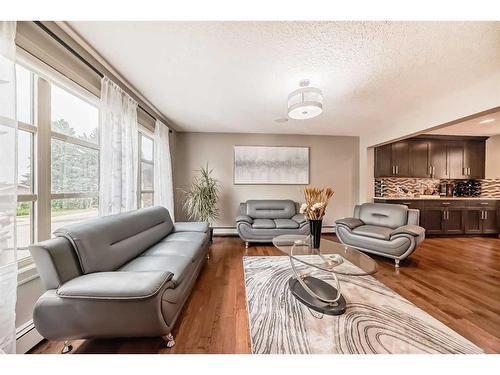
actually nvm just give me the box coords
[174,132,359,228]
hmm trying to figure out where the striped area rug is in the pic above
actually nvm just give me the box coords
[243,256,483,354]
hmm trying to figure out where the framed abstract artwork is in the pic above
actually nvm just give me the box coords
[233,145,310,185]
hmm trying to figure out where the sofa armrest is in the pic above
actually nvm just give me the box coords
[335,217,364,230]
[174,221,209,233]
[390,225,425,238]
[291,214,307,225]
[56,271,173,300]
[236,215,253,224]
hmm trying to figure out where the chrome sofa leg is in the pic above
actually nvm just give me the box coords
[395,259,400,268]
[163,333,175,348]
[245,241,249,249]
[61,340,73,354]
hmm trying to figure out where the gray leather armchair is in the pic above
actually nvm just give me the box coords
[335,203,425,266]
[29,206,208,352]
[236,200,309,248]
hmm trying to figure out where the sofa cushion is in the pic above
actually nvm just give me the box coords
[119,255,193,287]
[161,231,207,244]
[246,200,296,219]
[291,214,307,225]
[56,271,172,300]
[335,217,364,230]
[358,203,408,229]
[352,225,393,240]
[390,225,425,238]
[54,206,174,274]
[173,222,209,233]
[252,219,276,229]
[274,219,299,229]
[141,240,204,263]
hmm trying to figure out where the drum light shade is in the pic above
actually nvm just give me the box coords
[287,86,323,120]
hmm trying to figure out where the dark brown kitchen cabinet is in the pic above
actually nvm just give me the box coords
[409,140,431,178]
[464,201,498,234]
[463,141,485,179]
[374,144,392,178]
[374,199,499,236]
[447,141,466,179]
[429,140,448,178]
[482,208,498,234]
[391,141,410,177]
[444,208,465,234]
[374,141,410,177]
[374,136,487,179]
[464,209,483,234]
[421,208,446,234]
[424,200,466,234]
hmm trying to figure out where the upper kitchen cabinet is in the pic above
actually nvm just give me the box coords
[374,144,392,178]
[410,140,431,178]
[374,136,487,179]
[447,141,466,179]
[429,140,448,178]
[391,140,410,176]
[463,140,485,179]
[374,141,410,177]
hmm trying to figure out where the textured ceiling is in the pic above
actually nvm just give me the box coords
[67,21,500,135]
[428,110,500,136]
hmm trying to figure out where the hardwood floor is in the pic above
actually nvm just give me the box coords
[30,235,500,354]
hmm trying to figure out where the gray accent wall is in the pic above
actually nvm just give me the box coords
[173,132,359,228]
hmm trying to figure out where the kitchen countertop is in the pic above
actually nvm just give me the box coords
[374,196,499,201]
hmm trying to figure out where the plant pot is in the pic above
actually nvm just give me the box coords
[309,219,322,249]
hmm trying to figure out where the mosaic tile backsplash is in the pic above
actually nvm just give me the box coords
[375,178,500,198]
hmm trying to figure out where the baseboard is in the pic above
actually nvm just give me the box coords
[16,320,43,354]
[213,225,336,236]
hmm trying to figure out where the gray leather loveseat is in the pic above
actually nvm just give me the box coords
[29,206,208,352]
[236,200,309,248]
[335,203,425,266]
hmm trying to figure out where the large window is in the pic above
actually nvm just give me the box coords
[50,83,99,232]
[139,130,154,208]
[14,62,101,262]
[14,62,157,265]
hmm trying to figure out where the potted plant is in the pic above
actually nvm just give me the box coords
[300,187,334,248]
[181,164,221,243]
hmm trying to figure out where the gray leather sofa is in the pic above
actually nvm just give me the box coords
[335,203,425,266]
[29,206,208,352]
[236,200,309,247]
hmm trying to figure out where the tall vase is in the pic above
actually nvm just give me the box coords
[309,219,322,249]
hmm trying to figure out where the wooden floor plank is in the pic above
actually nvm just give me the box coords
[29,235,500,354]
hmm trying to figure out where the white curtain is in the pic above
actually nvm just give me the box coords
[0,21,18,354]
[154,120,175,217]
[99,76,138,216]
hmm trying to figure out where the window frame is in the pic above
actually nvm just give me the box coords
[14,60,101,267]
[138,127,154,208]
[15,63,37,260]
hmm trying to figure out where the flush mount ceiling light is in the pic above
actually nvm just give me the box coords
[479,118,495,124]
[287,80,323,120]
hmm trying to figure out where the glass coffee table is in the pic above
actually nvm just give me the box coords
[272,234,378,315]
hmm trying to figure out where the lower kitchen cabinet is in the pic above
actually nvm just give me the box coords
[482,208,498,234]
[445,208,466,235]
[464,209,482,234]
[421,208,446,234]
[374,198,499,236]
